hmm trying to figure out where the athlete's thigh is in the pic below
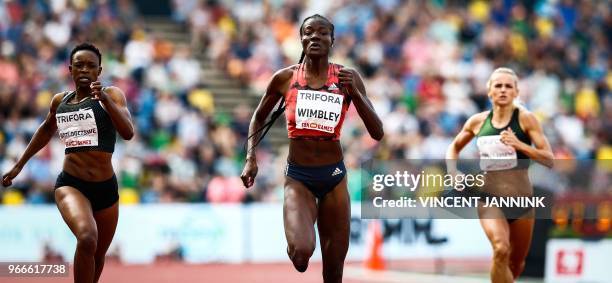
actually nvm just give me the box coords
[284,176,318,247]
[55,186,97,236]
[93,202,119,256]
[317,177,350,254]
[508,218,534,262]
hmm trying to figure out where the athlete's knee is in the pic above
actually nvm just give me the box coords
[76,227,98,255]
[288,243,314,272]
[492,240,511,264]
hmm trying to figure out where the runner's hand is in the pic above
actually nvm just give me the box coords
[240,159,258,188]
[500,127,522,150]
[2,165,23,187]
[338,68,358,96]
[90,81,109,102]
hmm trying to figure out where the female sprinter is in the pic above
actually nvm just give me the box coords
[240,14,383,283]
[446,67,553,283]
[2,43,134,283]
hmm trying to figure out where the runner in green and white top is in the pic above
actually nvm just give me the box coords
[446,67,553,283]
[476,106,531,171]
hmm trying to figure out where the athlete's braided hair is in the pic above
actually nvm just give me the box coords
[246,14,335,152]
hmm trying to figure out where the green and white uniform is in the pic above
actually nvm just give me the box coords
[476,108,531,171]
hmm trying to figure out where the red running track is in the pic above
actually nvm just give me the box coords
[3,262,356,283]
[2,259,493,283]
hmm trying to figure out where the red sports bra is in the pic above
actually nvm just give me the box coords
[284,63,351,141]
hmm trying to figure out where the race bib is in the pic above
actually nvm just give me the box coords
[295,90,344,134]
[477,135,517,171]
[56,108,99,148]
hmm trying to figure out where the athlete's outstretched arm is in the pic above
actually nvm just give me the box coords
[240,68,291,188]
[501,112,554,168]
[92,83,134,140]
[2,93,64,187]
[338,68,383,141]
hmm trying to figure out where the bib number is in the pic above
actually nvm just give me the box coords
[56,108,99,148]
[477,135,517,171]
[295,90,344,134]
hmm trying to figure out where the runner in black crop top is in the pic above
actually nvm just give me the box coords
[2,43,134,283]
[56,90,117,153]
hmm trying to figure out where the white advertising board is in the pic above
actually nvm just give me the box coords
[545,239,610,283]
[0,204,490,264]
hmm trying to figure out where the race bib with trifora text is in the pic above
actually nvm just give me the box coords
[295,90,344,134]
[56,108,99,148]
[477,135,517,171]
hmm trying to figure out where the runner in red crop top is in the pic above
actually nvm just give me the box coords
[284,62,350,141]
[240,14,383,283]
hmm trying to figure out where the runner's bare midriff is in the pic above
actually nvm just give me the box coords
[63,151,114,181]
[288,139,343,166]
[482,169,532,197]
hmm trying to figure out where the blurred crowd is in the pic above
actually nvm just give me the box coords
[0,0,610,206]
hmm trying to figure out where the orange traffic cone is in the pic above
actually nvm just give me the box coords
[364,220,385,270]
